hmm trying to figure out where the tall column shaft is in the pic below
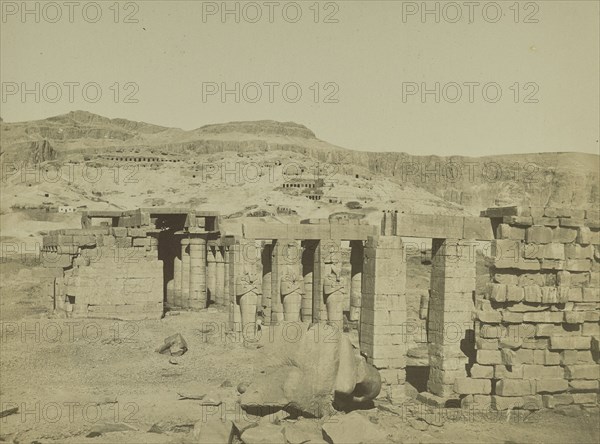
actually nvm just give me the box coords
[261,242,273,324]
[301,241,316,323]
[189,237,207,310]
[207,245,217,304]
[181,239,190,309]
[426,239,476,398]
[173,253,182,308]
[215,247,225,306]
[360,235,406,403]
[349,240,364,322]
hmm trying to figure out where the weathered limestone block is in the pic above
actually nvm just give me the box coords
[569,380,599,391]
[533,349,561,365]
[542,394,574,408]
[553,227,578,244]
[533,217,559,227]
[526,226,553,244]
[496,379,536,396]
[550,336,591,350]
[523,312,563,323]
[583,287,600,302]
[564,311,587,324]
[495,365,524,379]
[522,365,563,379]
[560,218,585,228]
[566,259,592,272]
[453,378,492,395]
[497,224,525,240]
[477,350,502,365]
[535,379,569,393]
[564,364,600,380]
[506,285,524,302]
[566,244,594,260]
[571,393,598,404]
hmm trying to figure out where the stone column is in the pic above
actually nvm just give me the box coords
[349,240,364,322]
[360,235,406,404]
[227,244,238,331]
[301,241,317,323]
[189,237,207,310]
[207,245,217,305]
[231,239,261,335]
[426,238,476,399]
[261,242,273,325]
[223,246,230,306]
[313,239,345,329]
[173,251,182,308]
[272,239,302,323]
[215,247,225,306]
[270,240,284,323]
[181,238,190,309]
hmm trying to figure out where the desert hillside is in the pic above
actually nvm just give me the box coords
[1,111,598,246]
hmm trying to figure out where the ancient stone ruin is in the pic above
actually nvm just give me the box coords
[41,205,600,411]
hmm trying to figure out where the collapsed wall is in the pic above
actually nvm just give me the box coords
[42,226,163,320]
[457,206,600,410]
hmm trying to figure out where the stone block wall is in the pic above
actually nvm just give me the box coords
[43,227,163,320]
[458,206,600,410]
[360,235,407,402]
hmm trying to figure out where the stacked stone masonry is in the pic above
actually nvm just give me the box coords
[42,226,163,320]
[41,206,598,410]
[460,206,600,410]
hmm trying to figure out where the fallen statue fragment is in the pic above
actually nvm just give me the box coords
[239,322,381,418]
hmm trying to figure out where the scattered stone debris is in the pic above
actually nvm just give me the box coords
[282,419,326,444]
[192,417,234,443]
[221,379,233,388]
[177,392,206,400]
[408,417,429,431]
[322,411,388,443]
[156,333,188,356]
[0,406,18,418]
[148,420,194,434]
[241,423,285,444]
[85,422,137,437]
[237,382,248,394]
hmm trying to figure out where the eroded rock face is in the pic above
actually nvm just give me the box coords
[240,322,381,418]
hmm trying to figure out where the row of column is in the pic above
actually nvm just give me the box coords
[228,238,365,333]
[171,237,230,310]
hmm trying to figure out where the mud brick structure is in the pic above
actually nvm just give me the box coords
[41,205,599,409]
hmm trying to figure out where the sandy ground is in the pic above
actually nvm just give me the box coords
[1,258,599,444]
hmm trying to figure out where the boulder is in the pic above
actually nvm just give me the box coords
[240,322,381,418]
[322,412,388,443]
[191,418,233,443]
[283,419,326,444]
[240,423,285,444]
[156,333,188,356]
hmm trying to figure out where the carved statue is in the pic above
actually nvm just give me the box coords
[236,271,261,335]
[323,261,345,328]
[280,271,303,321]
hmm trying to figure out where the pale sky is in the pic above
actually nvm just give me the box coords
[1,0,599,156]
